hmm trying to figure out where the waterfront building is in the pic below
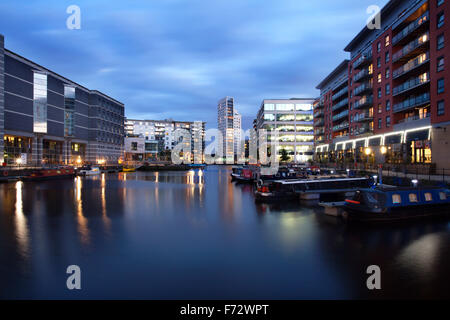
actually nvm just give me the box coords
[217,97,236,162]
[256,98,315,163]
[125,118,206,162]
[0,34,124,166]
[314,0,450,169]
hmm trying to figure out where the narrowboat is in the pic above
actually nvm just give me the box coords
[230,166,258,183]
[21,168,76,182]
[344,186,450,222]
[255,176,373,202]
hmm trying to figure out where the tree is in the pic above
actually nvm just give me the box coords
[280,149,290,162]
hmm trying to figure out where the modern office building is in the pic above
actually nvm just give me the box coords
[0,34,125,166]
[233,109,243,160]
[314,0,450,169]
[256,98,315,163]
[125,118,206,162]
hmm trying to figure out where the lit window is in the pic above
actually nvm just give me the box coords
[377,73,382,83]
[392,194,401,204]
[424,193,433,201]
[385,35,390,47]
[409,193,418,202]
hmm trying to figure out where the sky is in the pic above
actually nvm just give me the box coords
[0,0,389,129]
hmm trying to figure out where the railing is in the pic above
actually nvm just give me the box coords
[392,32,429,62]
[354,95,373,109]
[314,119,324,127]
[332,122,349,132]
[392,11,429,45]
[353,68,372,82]
[332,98,349,111]
[393,72,429,96]
[314,109,324,118]
[353,50,373,69]
[332,109,349,122]
[397,113,430,124]
[393,52,429,78]
[354,124,373,135]
[354,111,373,122]
[393,92,430,113]
[354,82,372,96]
[332,86,349,101]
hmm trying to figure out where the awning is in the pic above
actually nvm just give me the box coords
[405,129,429,142]
[385,134,402,145]
[368,137,381,147]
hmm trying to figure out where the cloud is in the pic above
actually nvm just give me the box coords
[0,0,389,129]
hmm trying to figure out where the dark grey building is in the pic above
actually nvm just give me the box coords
[0,34,124,166]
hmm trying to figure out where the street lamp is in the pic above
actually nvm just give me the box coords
[364,147,372,156]
[380,146,387,154]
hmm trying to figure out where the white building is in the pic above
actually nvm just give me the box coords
[217,97,244,163]
[256,99,315,163]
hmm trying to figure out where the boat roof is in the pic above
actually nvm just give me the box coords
[275,177,369,185]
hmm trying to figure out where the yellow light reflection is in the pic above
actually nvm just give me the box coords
[75,176,90,245]
[101,174,111,231]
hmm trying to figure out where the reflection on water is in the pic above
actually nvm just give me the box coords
[0,166,449,299]
[14,181,29,259]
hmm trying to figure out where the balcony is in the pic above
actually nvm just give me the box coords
[393,52,429,79]
[354,82,372,96]
[354,95,373,110]
[354,68,373,83]
[332,98,349,112]
[354,111,373,123]
[314,119,324,127]
[332,109,349,122]
[332,86,349,101]
[392,32,429,63]
[353,51,373,69]
[393,92,430,113]
[393,72,430,96]
[314,109,324,118]
[332,122,349,132]
[354,125,373,136]
[392,11,429,46]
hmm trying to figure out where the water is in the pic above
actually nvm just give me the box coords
[0,166,449,299]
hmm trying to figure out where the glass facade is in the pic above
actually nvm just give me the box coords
[33,72,47,133]
[64,86,75,137]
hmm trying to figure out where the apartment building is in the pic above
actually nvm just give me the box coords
[256,98,315,163]
[218,97,243,162]
[314,0,450,169]
[0,34,124,166]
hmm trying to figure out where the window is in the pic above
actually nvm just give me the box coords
[377,42,381,52]
[439,192,447,200]
[437,34,444,50]
[386,84,390,95]
[386,116,391,127]
[386,68,390,79]
[378,118,382,129]
[378,104,382,113]
[437,12,444,28]
[385,51,390,63]
[392,194,401,204]
[438,78,444,94]
[437,56,444,72]
[378,88,382,98]
[424,193,433,201]
[385,35,390,47]
[377,57,381,68]
[377,73,382,83]
[386,100,391,111]
[438,0,444,7]
[409,193,418,202]
[438,100,445,116]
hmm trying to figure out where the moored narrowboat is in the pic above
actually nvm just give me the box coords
[344,186,450,222]
[21,168,76,182]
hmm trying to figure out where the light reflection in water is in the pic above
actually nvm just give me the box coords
[101,173,111,232]
[14,181,29,259]
[75,176,90,245]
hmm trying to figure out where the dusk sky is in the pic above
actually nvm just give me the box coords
[0,0,388,129]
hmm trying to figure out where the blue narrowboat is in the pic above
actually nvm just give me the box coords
[344,186,450,222]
